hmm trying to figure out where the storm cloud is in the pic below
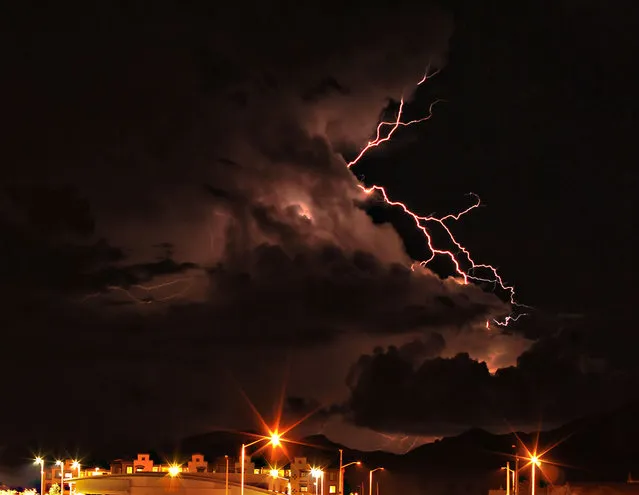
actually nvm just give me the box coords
[340,311,639,437]
[0,1,531,450]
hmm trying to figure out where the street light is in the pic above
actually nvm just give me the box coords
[70,461,80,495]
[35,457,45,495]
[168,465,181,478]
[55,460,65,495]
[368,468,384,495]
[225,455,229,495]
[241,433,283,495]
[339,458,361,495]
[501,462,515,495]
[310,468,323,495]
[529,455,541,495]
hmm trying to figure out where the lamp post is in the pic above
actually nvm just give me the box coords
[225,455,229,495]
[35,457,45,495]
[339,450,342,495]
[55,460,64,495]
[71,461,80,495]
[339,460,361,495]
[530,456,540,495]
[241,433,282,495]
[501,462,515,495]
[512,445,519,495]
[310,468,323,495]
[368,468,383,495]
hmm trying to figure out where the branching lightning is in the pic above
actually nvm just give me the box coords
[347,66,527,326]
[82,65,526,325]
[81,277,194,305]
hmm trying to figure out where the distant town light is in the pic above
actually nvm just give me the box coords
[168,465,181,478]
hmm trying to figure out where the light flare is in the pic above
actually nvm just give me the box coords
[347,68,526,325]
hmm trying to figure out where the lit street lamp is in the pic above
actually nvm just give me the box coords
[168,464,181,477]
[501,462,515,495]
[529,456,541,495]
[338,458,361,495]
[71,461,80,495]
[368,468,384,495]
[35,457,45,495]
[225,455,229,495]
[241,433,283,495]
[310,468,323,495]
[55,460,65,495]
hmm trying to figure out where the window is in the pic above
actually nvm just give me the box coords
[329,473,335,481]
[301,488,308,492]
[126,466,133,474]
[254,469,260,475]
[152,467,159,472]
[329,486,336,493]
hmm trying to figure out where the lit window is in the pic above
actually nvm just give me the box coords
[254,469,260,475]
[152,467,159,472]
[126,467,133,474]
[301,488,308,492]
[329,486,336,493]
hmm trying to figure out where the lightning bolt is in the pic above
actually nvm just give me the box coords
[82,277,195,305]
[347,66,527,326]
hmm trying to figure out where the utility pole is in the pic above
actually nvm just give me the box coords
[225,455,229,495]
[339,449,343,495]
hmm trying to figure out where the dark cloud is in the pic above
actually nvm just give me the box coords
[341,312,639,437]
[0,1,532,453]
[0,187,197,304]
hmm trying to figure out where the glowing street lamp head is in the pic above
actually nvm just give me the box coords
[270,469,279,479]
[530,455,540,466]
[55,460,63,467]
[35,457,44,466]
[310,468,323,478]
[168,465,180,478]
[72,461,80,470]
[270,433,281,447]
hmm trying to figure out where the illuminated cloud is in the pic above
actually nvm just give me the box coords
[0,2,526,449]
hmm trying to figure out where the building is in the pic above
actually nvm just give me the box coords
[43,459,79,495]
[186,454,207,474]
[289,457,339,495]
[132,455,154,473]
[70,453,338,495]
[72,472,270,495]
[109,454,208,476]
[489,482,639,495]
[110,460,134,476]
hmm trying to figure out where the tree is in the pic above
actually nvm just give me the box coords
[48,484,60,495]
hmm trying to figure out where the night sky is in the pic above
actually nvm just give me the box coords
[1,0,637,463]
